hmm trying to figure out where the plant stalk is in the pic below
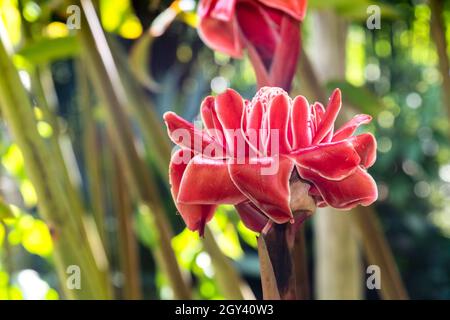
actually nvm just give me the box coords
[74,0,192,299]
[257,178,315,300]
[0,28,110,299]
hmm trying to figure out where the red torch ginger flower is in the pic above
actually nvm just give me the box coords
[164,87,377,235]
[197,0,307,90]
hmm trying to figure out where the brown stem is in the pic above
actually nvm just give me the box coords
[293,226,310,299]
[258,223,296,300]
[258,179,315,300]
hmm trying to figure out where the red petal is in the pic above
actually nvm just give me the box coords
[236,2,278,68]
[245,100,264,154]
[266,93,291,154]
[269,14,300,91]
[198,9,243,58]
[332,114,372,142]
[311,102,324,137]
[258,0,308,21]
[178,155,246,205]
[297,166,378,210]
[228,155,294,223]
[201,96,226,146]
[246,100,263,132]
[312,89,341,144]
[169,150,216,235]
[163,112,224,156]
[235,201,269,233]
[291,95,312,149]
[215,89,246,157]
[201,96,217,131]
[348,133,377,168]
[291,140,361,180]
[199,0,237,20]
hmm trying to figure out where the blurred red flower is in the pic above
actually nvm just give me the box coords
[164,87,377,235]
[197,0,307,91]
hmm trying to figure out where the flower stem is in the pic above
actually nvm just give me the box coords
[293,226,310,299]
[258,178,315,300]
[258,223,297,300]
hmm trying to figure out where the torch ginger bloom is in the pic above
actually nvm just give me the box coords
[164,87,377,235]
[198,0,307,90]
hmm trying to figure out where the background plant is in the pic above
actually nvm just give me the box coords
[0,0,448,299]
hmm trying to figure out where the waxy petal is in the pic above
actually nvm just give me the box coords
[297,166,378,209]
[228,155,294,223]
[311,102,324,137]
[291,140,361,180]
[348,133,377,168]
[291,95,312,149]
[235,201,269,233]
[164,112,224,156]
[332,114,372,142]
[259,0,308,21]
[198,10,243,58]
[215,89,246,157]
[236,1,278,68]
[199,0,237,20]
[201,96,226,146]
[267,93,292,154]
[201,96,218,131]
[245,100,264,154]
[269,14,301,91]
[312,89,341,144]
[169,150,216,235]
[178,155,246,205]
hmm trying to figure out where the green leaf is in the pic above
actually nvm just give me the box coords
[15,36,80,65]
[326,80,385,116]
